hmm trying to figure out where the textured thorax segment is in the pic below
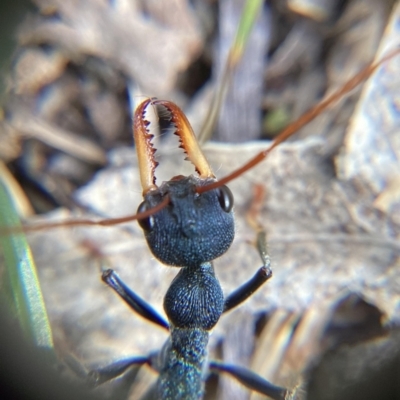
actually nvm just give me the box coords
[164,263,224,330]
[157,263,224,399]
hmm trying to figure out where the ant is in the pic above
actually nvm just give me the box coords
[80,98,291,399]
[5,48,400,399]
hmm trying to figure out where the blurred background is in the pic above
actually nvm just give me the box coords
[0,1,400,399]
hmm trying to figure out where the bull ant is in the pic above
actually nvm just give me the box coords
[6,49,400,399]
[84,98,291,399]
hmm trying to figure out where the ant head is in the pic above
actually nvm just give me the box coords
[137,175,234,267]
[133,99,234,266]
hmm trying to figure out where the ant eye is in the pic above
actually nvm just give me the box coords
[137,201,155,231]
[217,185,234,213]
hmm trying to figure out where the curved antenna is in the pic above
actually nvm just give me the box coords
[152,100,215,179]
[197,47,400,194]
[133,98,159,194]
[1,196,170,235]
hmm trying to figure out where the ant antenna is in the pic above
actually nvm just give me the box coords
[196,47,400,194]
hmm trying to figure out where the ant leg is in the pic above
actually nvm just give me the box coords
[209,361,289,400]
[223,231,272,313]
[102,269,169,330]
[87,356,150,387]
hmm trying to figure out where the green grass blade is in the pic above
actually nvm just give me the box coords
[230,0,264,65]
[0,179,54,351]
[198,0,264,143]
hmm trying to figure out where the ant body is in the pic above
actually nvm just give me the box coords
[85,99,290,399]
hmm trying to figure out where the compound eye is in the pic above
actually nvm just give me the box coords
[137,201,155,232]
[217,185,234,213]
